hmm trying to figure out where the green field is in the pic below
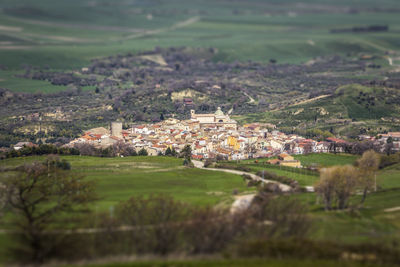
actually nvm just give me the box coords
[0,156,251,209]
[294,153,358,167]
[1,154,400,264]
[223,153,356,186]
[0,0,400,92]
[65,258,389,267]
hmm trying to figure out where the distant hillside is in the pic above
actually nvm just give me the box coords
[238,84,400,138]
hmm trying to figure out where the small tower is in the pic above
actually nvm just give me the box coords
[111,121,123,138]
[190,109,195,118]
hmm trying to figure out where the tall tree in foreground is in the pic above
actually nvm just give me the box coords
[315,165,359,210]
[1,157,96,263]
[356,150,380,204]
[181,145,192,166]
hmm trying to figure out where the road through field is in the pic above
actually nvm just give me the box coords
[192,160,291,192]
[0,14,200,46]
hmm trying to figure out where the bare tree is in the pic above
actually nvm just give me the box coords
[315,169,336,211]
[249,195,311,238]
[315,165,359,210]
[115,195,189,255]
[2,159,96,263]
[356,150,380,204]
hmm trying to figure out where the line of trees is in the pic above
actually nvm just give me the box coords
[1,142,151,159]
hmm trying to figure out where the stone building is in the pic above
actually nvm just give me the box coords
[111,121,123,138]
[190,107,237,130]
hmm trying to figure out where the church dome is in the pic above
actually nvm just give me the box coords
[215,107,224,116]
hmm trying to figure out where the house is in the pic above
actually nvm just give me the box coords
[13,142,37,151]
[183,98,194,106]
[267,158,281,165]
[277,153,301,168]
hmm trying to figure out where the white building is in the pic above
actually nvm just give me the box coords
[190,107,237,130]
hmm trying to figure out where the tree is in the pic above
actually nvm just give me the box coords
[249,195,311,238]
[164,147,172,156]
[356,150,380,203]
[315,165,359,210]
[171,147,177,157]
[181,145,192,163]
[115,195,189,255]
[385,137,394,155]
[138,148,148,156]
[332,165,359,209]
[2,159,97,262]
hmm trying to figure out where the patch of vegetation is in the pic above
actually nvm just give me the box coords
[241,84,400,138]
[294,153,358,167]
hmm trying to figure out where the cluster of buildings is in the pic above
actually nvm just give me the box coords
[66,108,359,166]
[10,107,400,165]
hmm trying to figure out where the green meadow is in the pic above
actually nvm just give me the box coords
[0,153,399,263]
[294,153,358,167]
[65,258,390,267]
[0,0,400,92]
[0,156,251,210]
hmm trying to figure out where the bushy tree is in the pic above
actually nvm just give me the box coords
[164,147,172,156]
[138,148,148,156]
[181,145,192,163]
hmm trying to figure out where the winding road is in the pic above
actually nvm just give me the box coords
[192,160,291,192]
[192,160,293,213]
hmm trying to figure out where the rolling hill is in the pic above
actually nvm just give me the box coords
[238,84,400,137]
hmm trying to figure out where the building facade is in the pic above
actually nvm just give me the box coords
[190,107,237,130]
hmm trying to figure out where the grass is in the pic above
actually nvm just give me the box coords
[1,154,400,263]
[377,163,400,190]
[0,156,251,209]
[294,189,400,244]
[293,153,358,167]
[0,0,399,80]
[225,153,357,186]
[64,258,389,267]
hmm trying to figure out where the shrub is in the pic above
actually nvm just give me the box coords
[256,170,299,190]
[215,164,251,172]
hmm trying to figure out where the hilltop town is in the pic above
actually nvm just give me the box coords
[64,108,400,164]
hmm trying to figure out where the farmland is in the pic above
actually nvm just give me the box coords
[65,258,390,267]
[0,153,400,264]
[0,0,399,98]
[0,156,250,209]
[0,0,400,81]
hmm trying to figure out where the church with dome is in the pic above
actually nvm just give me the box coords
[190,107,237,130]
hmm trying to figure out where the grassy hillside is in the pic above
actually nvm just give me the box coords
[65,258,390,267]
[0,156,251,209]
[239,84,400,137]
[0,0,399,73]
[1,154,400,264]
